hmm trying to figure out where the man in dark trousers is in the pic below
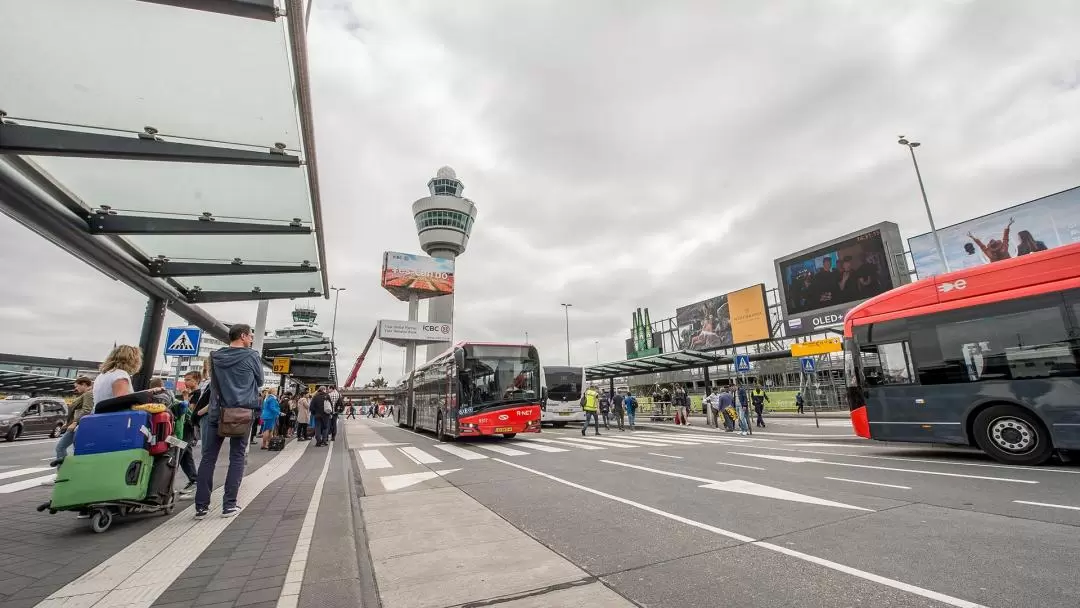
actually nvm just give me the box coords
[310,386,333,447]
[195,323,263,519]
[751,384,770,428]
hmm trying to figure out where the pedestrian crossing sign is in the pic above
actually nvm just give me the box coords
[734,354,751,374]
[164,327,203,357]
[800,357,816,373]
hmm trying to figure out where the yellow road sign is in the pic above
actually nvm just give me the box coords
[272,357,291,374]
[790,338,843,358]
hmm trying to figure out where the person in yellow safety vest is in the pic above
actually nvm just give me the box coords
[751,385,770,428]
[580,385,602,436]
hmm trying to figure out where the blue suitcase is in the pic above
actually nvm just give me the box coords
[74,410,151,456]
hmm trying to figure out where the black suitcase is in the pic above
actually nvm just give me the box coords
[268,436,286,451]
[145,451,176,505]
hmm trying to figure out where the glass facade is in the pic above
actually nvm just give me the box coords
[429,178,462,196]
[415,209,474,234]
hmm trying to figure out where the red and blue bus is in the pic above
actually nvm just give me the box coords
[844,242,1080,465]
[394,342,542,440]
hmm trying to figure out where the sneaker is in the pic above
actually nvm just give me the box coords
[221,505,242,518]
[182,481,196,492]
[195,507,209,519]
[178,490,194,500]
[42,477,56,486]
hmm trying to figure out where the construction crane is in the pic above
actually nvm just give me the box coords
[343,327,378,388]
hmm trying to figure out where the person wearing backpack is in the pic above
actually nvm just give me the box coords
[599,390,612,430]
[311,386,333,447]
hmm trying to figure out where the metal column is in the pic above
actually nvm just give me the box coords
[135,296,167,390]
[702,365,712,425]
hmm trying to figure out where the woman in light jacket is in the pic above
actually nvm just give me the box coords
[296,393,311,441]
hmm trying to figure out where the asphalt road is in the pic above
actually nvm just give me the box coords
[359,416,1080,608]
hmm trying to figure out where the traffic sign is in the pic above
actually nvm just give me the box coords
[272,357,291,374]
[791,338,842,358]
[164,327,202,357]
[734,354,751,374]
[800,357,816,373]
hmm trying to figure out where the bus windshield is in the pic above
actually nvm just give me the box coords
[545,366,583,402]
[460,345,540,410]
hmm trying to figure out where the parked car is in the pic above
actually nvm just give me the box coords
[0,397,68,441]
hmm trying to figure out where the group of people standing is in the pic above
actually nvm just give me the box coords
[258,385,345,448]
[706,384,770,435]
[580,386,639,434]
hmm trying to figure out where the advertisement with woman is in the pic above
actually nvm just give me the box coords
[908,186,1080,278]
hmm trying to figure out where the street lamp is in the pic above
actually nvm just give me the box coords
[560,303,573,365]
[898,136,950,273]
[594,340,599,365]
[329,286,346,344]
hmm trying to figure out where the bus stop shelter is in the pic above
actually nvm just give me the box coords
[0,0,328,388]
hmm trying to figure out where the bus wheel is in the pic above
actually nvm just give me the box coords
[972,405,1052,466]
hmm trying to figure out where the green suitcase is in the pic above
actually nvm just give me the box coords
[51,448,153,510]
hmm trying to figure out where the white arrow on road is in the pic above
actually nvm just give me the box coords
[729,452,1038,484]
[601,460,871,512]
[699,479,872,511]
[379,469,461,492]
[729,453,821,463]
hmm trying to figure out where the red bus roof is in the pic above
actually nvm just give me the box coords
[844,241,1080,336]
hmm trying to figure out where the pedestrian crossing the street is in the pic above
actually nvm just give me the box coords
[352,429,763,472]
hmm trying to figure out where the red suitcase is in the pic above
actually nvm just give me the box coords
[148,411,174,456]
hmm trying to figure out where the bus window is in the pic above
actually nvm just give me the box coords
[917,305,1078,384]
[860,342,913,386]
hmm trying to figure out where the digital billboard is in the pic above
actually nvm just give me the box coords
[908,186,1080,278]
[676,284,770,350]
[381,251,455,301]
[774,222,909,336]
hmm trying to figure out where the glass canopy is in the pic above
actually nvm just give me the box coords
[0,0,328,309]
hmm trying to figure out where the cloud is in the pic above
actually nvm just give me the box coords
[3,0,1080,387]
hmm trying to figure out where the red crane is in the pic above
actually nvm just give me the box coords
[343,327,378,388]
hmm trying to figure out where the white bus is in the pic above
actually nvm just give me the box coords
[541,365,586,426]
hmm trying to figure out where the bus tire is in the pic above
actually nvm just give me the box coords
[972,405,1053,466]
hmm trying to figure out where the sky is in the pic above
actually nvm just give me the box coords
[2,0,1080,386]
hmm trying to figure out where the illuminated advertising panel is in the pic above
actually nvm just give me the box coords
[380,251,455,301]
[675,284,770,350]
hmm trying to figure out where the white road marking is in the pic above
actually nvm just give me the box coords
[648,453,684,459]
[715,462,766,470]
[754,432,855,438]
[522,437,605,450]
[380,471,443,492]
[0,466,51,480]
[601,459,870,511]
[277,442,335,607]
[475,444,530,456]
[0,439,53,448]
[493,459,986,608]
[398,446,441,464]
[729,452,1039,484]
[507,441,567,453]
[825,477,911,490]
[1014,500,1080,512]
[0,474,56,493]
[41,440,311,608]
[791,442,874,448]
[361,442,410,448]
[356,449,393,470]
[559,436,640,448]
[591,436,678,447]
[750,444,1080,475]
[432,444,489,460]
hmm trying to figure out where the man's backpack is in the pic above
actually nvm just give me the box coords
[323,399,333,415]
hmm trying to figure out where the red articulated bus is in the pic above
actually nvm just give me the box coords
[394,342,542,440]
[844,242,1080,465]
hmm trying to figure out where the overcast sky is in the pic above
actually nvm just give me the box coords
[2,0,1079,386]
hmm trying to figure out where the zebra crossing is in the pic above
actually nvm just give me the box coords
[0,466,55,494]
[353,430,767,471]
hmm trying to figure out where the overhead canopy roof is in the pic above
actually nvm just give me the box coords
[0,0,327,337]
[585,349,795,381]
[0,370,81,395]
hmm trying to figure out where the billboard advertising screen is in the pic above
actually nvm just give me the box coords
[908,186,1080,278]
[381,251,455,301]
[676,284,770,350]
[778,228,895,316]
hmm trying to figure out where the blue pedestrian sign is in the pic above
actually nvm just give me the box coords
[734,354,751,374]
[800,357,816,373]
[164,327,202,357]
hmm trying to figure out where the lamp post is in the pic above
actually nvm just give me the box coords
[594,340,599,365]
[330,286,346,344]
[525,330,529,344]
[898,136,949,273]
[560,303,573,365]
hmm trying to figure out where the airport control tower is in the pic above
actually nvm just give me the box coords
[412,167,478,360]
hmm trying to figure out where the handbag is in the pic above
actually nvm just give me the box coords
[209,363,255,438]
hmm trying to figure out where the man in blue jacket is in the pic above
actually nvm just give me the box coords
[195,324,263,519]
